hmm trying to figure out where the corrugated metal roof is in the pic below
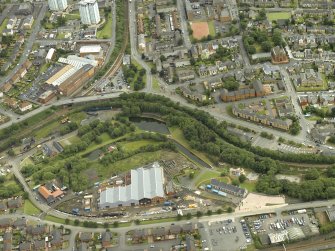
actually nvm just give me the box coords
[100,163,164,206]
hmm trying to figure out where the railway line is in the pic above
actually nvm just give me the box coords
[81,0,130,96]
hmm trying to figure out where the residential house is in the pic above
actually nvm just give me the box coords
[232,105,293,131]
[182,223,196,233]
[50,229,63,248]
[0,218,12,228]
[19,101,32,112]
[132,229,148,243]
[33,240,46,251]
[79,232,93,242]
[26,225,48,236]
[271,46,289,64]
[3,232,12,244]
[0,201,7,211]
[101,232,112,248]
[22,15,34,29]
[13,218,27,229]
[7,197,22,208]
[186,235,196,251]
[176,69,196,82]
[169,225,182,236]
[179,86,206,102]
[77,242,89,251]
[211,179,247,197]
[152,227,166,241]
[19,241,32,251]
[4,243,12,251]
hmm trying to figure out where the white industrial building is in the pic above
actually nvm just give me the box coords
[45,48,56,63]
[48,0,68,11]
[79,45,102,57]
[99,163,165,209]
[79,0,101,25]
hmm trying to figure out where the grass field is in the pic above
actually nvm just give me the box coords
[120,139,158,152]
[0,18,8,33]
[152,77,160,91]
[266,12,291,21]
[45,215,66,224]
[169,127,215,166]
[24,200,41,215]
[240,181,256,192]
[140,217,176,225]
[34,120,59,139]
[208,21,216,37]
[97,12,113,38]
[194,170,221,187]
[97,150,173,179]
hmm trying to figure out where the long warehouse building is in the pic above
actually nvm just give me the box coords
[99,163,165,209]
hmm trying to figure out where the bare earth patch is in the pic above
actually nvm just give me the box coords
[236,193,286,212]
[191,22,209,40]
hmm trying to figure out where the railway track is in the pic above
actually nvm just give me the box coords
[82,0,130,96]
[264,237,335,251]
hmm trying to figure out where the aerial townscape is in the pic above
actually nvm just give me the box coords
[2,0,335,251]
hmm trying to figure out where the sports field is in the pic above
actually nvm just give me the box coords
[191,21,210,40]
[266,12,291,21]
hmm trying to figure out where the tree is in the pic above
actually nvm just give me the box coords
[272,29,283,46]
[189,172,195,179]
[239,174,247,183]
[196,211,203,218]
[177,214,182,221]
[207,210,212,216]
[261,41,272,52]
[186,213,192,220]
[23,192,29,199]
[7,149,15,156]
[216,208,223,214]
[227,207,233,213]
[74,219,80,226]
[232,179,240,186]
[65,219,70,224]
[104,222,109,228]
[113,221,119,228]
[305,168,319,180]
[257,9,266,21]
[135,219,140,225]
[160,55,166,62]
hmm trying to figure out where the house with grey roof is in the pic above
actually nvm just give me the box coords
[211,179,247,197]
[99,163,165,209]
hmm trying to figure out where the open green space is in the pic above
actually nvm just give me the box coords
[152,77,160,91]
[139,217,177,225]
[96,149,174,179]
[240,181,256,192]
[97,12,113,38]
[45,215,66,224]
[24,200,42,216]
[266,12,291,21]
[0,18,8,33]
[120,139,158,152]
[208,21,216,37]
[194,170,221,187]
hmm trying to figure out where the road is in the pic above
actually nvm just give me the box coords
[128,0,152,92]
[176,0,192,49]
[0,3,48,86]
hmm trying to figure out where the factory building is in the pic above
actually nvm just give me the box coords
[99,163,165,209]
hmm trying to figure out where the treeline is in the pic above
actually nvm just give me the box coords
[73,93,335,165]
[100,141,176,166]
[63,119,134,156]
[256,166,335,201]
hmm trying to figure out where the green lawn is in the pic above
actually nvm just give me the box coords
[240,181,256,192]
[153,77,160,91]
[97,13,113,38]
[24,200,41,215]
[45,215,66,224]
[64,13,80,21]
[266,12,291,21]
[34,120,60,139]
[169,127,215,166]
[194,170,220,187]
[120,140,158,152]
[97,150,173,179]
[208,21,216,37]
[139,217,177,225]
[0,18,8,33]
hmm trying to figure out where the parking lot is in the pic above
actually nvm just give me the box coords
[278,143,317,154]
[200,219,252,251]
